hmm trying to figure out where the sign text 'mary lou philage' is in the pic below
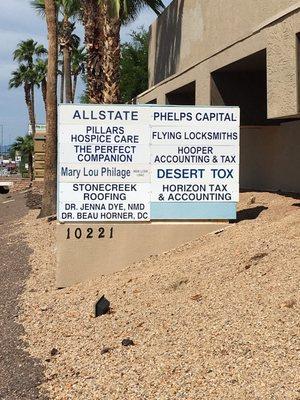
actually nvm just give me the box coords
[58,105,240,222]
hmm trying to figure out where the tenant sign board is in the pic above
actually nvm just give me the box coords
[58,105,240,222]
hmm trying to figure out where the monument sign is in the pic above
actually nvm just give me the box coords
[57,104,239,287]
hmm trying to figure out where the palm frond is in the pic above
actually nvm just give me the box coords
[30,0,46,17]
[106,0,165,23]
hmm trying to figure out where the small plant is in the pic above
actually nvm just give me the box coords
[10,135,34,181]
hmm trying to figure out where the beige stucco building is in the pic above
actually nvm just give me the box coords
[32,124,46,180]
[137,0,300,193]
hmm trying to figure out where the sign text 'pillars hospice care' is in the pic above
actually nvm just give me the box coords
[58,105,240,222]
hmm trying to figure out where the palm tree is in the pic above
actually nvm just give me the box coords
[80,0,103,103]
[58,18,80,102]
[9,64,37,140]
[32,0,81,103]
[13,39,47,135]
[57,54,65,103]
[71,45,86,102]
[35,58,48,111]
[100,0,121,103]
[13,39,47,66]
[40,0,58,217]
[106,0,165,103]
[10,135,34,181]
[80,0,165,104]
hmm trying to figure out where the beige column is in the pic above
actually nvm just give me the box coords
[156,92,166,105]
[267,14,299,118]
[195,72,211,106]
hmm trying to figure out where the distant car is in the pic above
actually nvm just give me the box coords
[0,186,9,194]
[0,181,13,194]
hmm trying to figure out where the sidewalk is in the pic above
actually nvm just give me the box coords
[0,191,47,399]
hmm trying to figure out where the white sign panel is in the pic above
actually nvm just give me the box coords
[58,105,239,222]
[59,182,150,221]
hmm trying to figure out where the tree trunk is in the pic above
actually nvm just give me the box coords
[63,45,72,103]
[72,74,77,103]
[24,83,36,139]
[80,0,103,103]
[24,84,35,180]
[59,14,73,104]
[28,151,34,181]
[30,84,36,136]
[60,60,64,103]
[41,0,58,217]
[101,1,121,104]
[42,78,47,112]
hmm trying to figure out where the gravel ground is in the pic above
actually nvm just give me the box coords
[0,191,47,400]
[19,192,300,400]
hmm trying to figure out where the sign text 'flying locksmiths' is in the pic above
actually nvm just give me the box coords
[58,105,240,222]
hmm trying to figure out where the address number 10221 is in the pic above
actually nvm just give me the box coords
[66,227,114,240]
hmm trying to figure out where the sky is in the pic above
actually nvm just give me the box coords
[0,0,172,146]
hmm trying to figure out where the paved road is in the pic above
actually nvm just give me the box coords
[0,191,47,399]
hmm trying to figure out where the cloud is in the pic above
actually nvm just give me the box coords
[0,0,46,36]
[0,29,47,60]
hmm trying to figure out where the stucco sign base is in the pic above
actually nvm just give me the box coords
[56,221,227,287]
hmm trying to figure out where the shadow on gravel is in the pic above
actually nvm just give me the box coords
[276,191,300,200]
[25,190,42,210]
[292,203,300,207]
[240,189,300,200]
[231,206,268,223]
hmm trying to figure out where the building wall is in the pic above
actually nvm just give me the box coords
[34,137,46,180]
[149,0,300,86]
[31,124,46,180]
[144,1,300,120]
[240,123,300,193]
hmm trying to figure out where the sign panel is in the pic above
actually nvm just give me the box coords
[58,105,239,222]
